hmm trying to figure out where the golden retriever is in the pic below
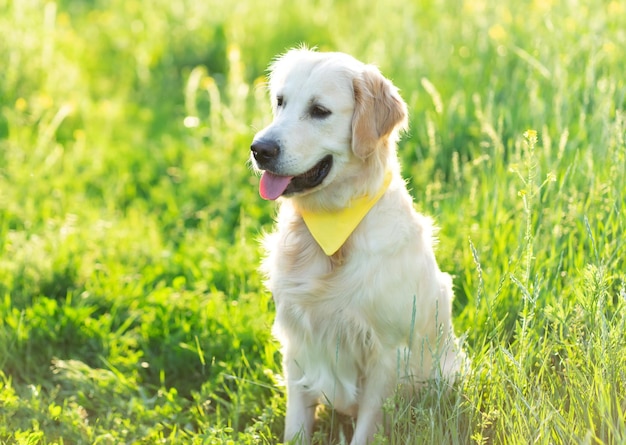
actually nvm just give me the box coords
[250,48,465,445]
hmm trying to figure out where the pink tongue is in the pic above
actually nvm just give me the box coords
[259,171,293,200]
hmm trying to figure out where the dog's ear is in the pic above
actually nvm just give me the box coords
[351,65,408,159]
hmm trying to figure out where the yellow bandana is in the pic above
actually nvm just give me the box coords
[300,171,392,256]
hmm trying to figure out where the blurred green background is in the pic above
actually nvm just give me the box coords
[0,0,624,443]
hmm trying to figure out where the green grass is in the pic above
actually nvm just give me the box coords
[0,0,625,443]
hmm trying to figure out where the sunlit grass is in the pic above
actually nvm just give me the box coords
[0,0,624,443]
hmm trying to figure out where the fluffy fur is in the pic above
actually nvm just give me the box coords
[250,48,465,445]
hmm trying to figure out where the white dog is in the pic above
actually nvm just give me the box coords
[250,48,465,445]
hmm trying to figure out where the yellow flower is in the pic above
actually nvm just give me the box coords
[488,24,507,42]
[57,12,70,27]
[15,97,28,111]
[608,1,623,15]
[38,94,54,109]
[523,129,538,145]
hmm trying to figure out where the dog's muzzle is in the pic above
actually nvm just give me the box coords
[250,137,333,200]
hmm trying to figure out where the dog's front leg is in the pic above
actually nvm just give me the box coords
[350,400,383,444]
[284,360,316,444]
[350,368,393,445]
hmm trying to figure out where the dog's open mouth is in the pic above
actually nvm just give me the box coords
[259,155,333,200]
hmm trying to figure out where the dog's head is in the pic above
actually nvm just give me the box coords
[251,49,407,209]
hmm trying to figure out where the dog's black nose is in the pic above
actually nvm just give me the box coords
[251,139,280,165]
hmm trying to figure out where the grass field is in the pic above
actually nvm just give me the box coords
[1,0,625,443]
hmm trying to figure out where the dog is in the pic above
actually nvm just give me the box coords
[250,48,465,444]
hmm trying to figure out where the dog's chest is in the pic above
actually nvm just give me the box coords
[267,209,418,345]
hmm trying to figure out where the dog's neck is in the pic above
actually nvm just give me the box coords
[298,170,392,255]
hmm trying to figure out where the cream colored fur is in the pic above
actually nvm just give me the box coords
[252,48,465,445]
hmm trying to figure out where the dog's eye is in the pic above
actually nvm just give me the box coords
[276,96,284,107]
[310,104,331,119]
